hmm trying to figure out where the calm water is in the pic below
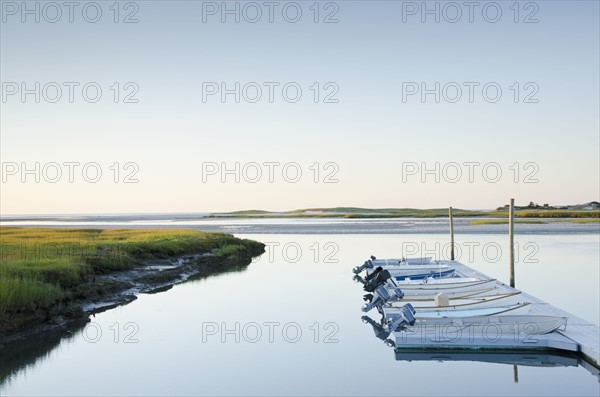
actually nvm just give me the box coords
[2,215,599,235]
[1,230,599,396]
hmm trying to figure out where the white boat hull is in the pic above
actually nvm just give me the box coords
[397,277,485,288]
[384,303,531,319]
[400,287,502,299]
[368,264,455,280]
[389,292,526,309]
[393,315,567,335]
[397,279,499,297]
[371,257,432,266]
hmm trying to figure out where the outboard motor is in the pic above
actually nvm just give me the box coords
[385,304,416,332]
[364,266,382,282]
[352,259,375,275]
[361,284,404,312]
[363,268,404,293]
[363,268,391,292]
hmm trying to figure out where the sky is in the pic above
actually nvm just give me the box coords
[1,0,599,214]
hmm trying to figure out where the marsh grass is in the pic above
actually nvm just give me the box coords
[557,218,600,224]
[0,276,64,316]
[0,227,259,319]
[489,210,600,218]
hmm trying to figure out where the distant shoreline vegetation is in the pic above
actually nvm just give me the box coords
[208,204,600,220]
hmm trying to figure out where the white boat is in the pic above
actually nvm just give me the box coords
[388,292,526,309]
[367,263,455,280]
[397,277,494,289]
[370,257,432,266]
[393,315,567,335]
[384,302,531,319]
[400,287,502,299]
[398,277,480,286]
[396,279,499,297]
[353,257,451,279]
[361,282,504,313]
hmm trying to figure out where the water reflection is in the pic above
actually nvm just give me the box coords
[361,314,600,383]
[2,233,598,396]
[394,350,600,383]
[0,320,88,386]
[361,315,394,345]
[0,259,253,388]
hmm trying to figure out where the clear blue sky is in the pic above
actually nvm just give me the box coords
[1,1,598,214]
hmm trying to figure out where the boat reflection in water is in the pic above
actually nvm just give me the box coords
[361,315,395,346]
[361,315,600,383]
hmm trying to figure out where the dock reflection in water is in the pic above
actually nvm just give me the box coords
[361,315,600,383]
[0,263,253,389]
[2,232,598,396]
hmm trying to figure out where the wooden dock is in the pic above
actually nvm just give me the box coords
[393,260,600,370]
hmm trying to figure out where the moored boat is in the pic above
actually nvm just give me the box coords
[397,277,495,289]
[384,302,532,319]
[353,257,444,277]
[389,312,567,335]
[400,287,501,299]
[370,257,433,266]
[366,263,455,280]
[387,292,525,308]
[391,279,500,298]
[398,277,480,286]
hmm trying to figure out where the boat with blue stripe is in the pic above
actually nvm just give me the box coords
[390,267,455,280]
[357,257,456,281]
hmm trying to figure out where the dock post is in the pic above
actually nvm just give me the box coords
[509,198,515,288]
[449,207,455,260]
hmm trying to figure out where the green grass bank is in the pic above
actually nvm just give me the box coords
[0,227,265,336]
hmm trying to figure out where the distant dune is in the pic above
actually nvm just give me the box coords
[210,203,600,219]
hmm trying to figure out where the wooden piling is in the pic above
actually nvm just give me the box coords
[509,198,515,288]
[449,207,455,261]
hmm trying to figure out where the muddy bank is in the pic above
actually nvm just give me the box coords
[0,244,265,349]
